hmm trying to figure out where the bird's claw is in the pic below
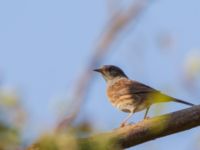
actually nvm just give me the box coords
[120,122,134,127]
[144,116,150,120]
[120,122,126,127]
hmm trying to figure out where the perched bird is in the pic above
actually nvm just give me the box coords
[94,65,195,127]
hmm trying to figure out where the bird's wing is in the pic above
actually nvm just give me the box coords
[129,80,175,103]
[128,80,157,94]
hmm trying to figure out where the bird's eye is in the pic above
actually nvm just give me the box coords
[109,66,115,72]
[109,67,118,76]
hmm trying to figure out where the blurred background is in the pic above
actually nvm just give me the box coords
[0,0,200,149]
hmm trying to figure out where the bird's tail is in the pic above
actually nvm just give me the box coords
[173,98,195,106]
[150,92,195,106]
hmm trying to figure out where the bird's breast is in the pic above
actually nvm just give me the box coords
[107,80,129,103]
[106,79,139,111]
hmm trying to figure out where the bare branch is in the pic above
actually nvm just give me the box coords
[79,105,200,149]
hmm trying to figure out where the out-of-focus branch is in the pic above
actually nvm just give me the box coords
[79,105,200,149]
[56,0,152,132]
[107,0,120,16]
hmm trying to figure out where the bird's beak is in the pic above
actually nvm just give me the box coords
[93,68,102,73]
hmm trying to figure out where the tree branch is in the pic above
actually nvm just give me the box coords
[79,105,200,149]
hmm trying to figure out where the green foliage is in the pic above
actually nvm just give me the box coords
[0,123,20,150]
[0,90,23,150]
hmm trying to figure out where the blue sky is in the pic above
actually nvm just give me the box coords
[0,0,200,149]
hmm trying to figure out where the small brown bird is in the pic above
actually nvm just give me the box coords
[94,65,195,127]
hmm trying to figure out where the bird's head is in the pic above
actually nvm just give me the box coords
[94,65,128,82]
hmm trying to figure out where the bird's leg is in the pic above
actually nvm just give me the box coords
[144,106,150,119]
[120,110,135,127]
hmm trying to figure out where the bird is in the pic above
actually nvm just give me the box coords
[94,65,195,127]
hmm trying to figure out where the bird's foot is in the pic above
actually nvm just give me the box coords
[120,122,134,128]
[120,122,127,127]
[144,116,150,120]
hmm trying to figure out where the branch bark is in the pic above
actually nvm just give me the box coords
[79,105,200,149]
